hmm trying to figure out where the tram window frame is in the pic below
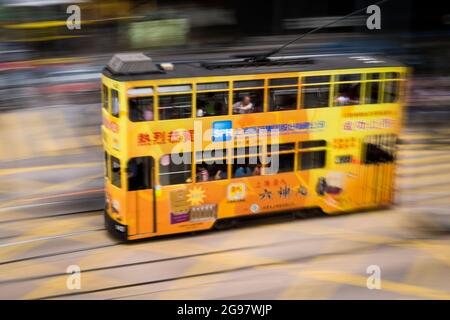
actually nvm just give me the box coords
[102,85,109,111]
[196,91,229,118]
[383,80,399,103]
[129,96,154,122]
[232,89,264,114]
[268,86,298,112]
[298,140,327,171]
[111,89,120,117]
[302,84,330,109]
[159,153,192,186]
[111,155,122,188]
[333,78,362,107]
[158,93,192,120]
[127,157,153,191]
[362,135,396,164]
[265,152,295,175]
[364,81,381,104]
[232,155,262,178]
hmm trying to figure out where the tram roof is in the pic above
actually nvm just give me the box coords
[102,53,405,82]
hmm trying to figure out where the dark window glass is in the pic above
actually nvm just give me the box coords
[336,74,361,82]
[104,152,110,180]
[232,90,263,114]
[299,150,326,170]
[334,83,361,106]
[300,140,326,149]
[269,78,298,86]
[269,88,297,111]
[266,153,295,174]
[197,82,228,91]
[302,85,329,108]
[196,92,228,117]
[102,85,108,110]
[363,135,396,164]
[196,162,227,182]
[385,72,400,79]
[234,80,264,88]
[365,82,380,104]
[129,97,154,122]
[159,153,192,185]
[367,73,380,80]
[111,156,121,188]
[303,75,330,84]
[159,94,192,120]
[383,81,398,103]
[127,157,153,191]
[111,89,119,117]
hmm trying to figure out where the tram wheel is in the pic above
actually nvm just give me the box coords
[294,208,323,219]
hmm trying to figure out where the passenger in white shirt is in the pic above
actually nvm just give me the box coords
[233,96,253,114]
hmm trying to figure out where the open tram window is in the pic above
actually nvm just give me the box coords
[159,153,192,185]
[111,89,120,117]
[129,96,154,122]
[196,162,228,182]
[127,157,153,191]
[302,85,330,109]
[269,88,298,111]
[298,140,327,170]
[159,94,192,120]
[265,152,295,174]
[365,82,380,104]
[232,90,264,114]
[232,155,262,178]
[196,92,228,117]
[334,82,361,106]
[383,81,399,103]
[111,156,121,188]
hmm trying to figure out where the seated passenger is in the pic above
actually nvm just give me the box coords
[143,105,154,121]
[253,164,262,176]
[335,92,351,106]
[214,168,226,180]
[197,108,204,117]
[233,96,253,114]
[197,166,209,182]
[234,166,246,178]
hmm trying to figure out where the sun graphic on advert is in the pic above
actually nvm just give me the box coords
[187,187,206,206]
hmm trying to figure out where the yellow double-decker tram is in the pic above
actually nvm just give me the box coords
[101,52,407,240]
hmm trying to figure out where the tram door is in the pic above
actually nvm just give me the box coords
[127,156,156,235]
[360,135,396,207]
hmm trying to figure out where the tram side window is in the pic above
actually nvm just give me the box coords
[196,92,228,117]
[299,151,326,170]
[127,157,153,191]
[111,156,121,188]
[363,135,396,164]
[365,82,380,104]
[102,85,109,110]
[383,81,399,103]
[334,83,361,106]
[265,152,295,174]
[302,85,330,109]
[269,88,298,111]
[232,156,262,178]
[111,89,120,117]
[159,94,192,120]
[196,162,228,182]
[129,97,154,122]
[159,153,192,185]
[232,90,264,114]
[298,140,327,170]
